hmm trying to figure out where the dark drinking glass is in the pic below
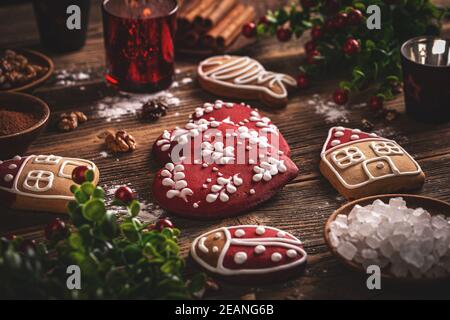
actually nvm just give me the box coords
[33,0,90,52]
[102,0,178,92]
[401,36,450,123]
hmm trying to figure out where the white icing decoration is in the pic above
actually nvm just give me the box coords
[376,162,385,169]
[335,127,345,131]
[193,203,199,208]
[213,232,222,240]
[201,141,235,165]
[277,231,286,238]
[58,159,94,179]
[23,170,54,192]
[206,174,242,203]
[331,140,341,147]
[320,127,423,190]
[198,55,297,100]
[271,252,282,262]
[33,155,62,165]
[371,141,404,156]
[255,226,265,235]
[199,237,209,253]
[331,147,365,170]
[235,229,245,237]
[8,164,17,170]
[234,252,247,264]
[287,249,297,258]
[252,157,287,182]
[254,245,266,254]
[350,134,359,140]
[162,163,193,202]
[352,129,361,133]
[13,156,21,161]
[249,189,256,195]
[4,174,13,182]
[212,246,219,253]
[334,131,344,138]
[191,225,307,276]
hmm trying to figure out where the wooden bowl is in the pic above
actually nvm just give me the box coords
[324,194,450,283]
[0,92,50,159]
[1,49,54,93]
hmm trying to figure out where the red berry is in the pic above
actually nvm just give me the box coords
[348,8,363,25]
[242,22,257,38]
[311,25,323,40]
[343,38,360,55]
[369,96,384,112]
[114,186,134,204]
[45,218,68,241]
[155,218,174,231]
[306,49,321,65]
[72,166,89,184]
[333,89,349,105]
[334,12,348,28]
[19,239,36,253]
[258,16,270,26]
[297,73,310,89]
[304,41,316,53]
[276,27,292,42]
[301,0,315,9]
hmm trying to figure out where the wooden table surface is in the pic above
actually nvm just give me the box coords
[1,1,450,299]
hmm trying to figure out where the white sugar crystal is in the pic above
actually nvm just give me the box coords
[337,242,357,261]
[329,197,450,279]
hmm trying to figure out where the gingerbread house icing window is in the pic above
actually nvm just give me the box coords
[370,141,403,157]
[33,155,62,165]
[58,160,91,179]
[331,146,366,169]
[23,170,54,192]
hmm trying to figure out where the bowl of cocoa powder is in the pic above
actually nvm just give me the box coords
[0,92,50,159]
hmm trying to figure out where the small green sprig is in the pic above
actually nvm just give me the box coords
[0,168,205,299]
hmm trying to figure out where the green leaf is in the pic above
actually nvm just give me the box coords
[100,212,118,239]
[74,190,89,204]
[67,200,79,214]
[187,273,207,294]
[129,200,140,217]
[81,182,95,196]
[354,3,366,11]
[70,185,79,194]
[85,170,95,182]
[69,233,83,251]
[92,186,105,199]
[82,199,105,222]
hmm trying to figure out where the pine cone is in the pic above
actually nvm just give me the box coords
[105,130,137,153]
[141,100,168,121]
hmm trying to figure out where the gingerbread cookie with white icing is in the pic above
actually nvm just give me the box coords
[151,101,299,220]
[319,127,425,200]
[191,225,307,283]
[198,55,297,108]
[0,155,99,214]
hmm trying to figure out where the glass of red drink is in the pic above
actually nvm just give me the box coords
[102,0,178,92]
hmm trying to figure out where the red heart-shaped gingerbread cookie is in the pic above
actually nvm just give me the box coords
[151,101,299,219]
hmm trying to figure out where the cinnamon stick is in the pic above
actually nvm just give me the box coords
[216,6,255,49]
[202,0,237,30]
[178,0,202,28]
[184,0,215,23]
[204,3,246,49]
[193,0,218,31]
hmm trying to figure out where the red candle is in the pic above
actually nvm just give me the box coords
[102,0,178,92]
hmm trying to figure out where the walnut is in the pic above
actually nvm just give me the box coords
[141,100,168,121]
[361,118,374,131]
[57,111,88,132]
[105,130,137,153]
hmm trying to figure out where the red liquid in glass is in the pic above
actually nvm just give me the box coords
[102,0,178,92]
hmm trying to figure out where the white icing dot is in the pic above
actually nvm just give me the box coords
[235,229,245,238]
[255,226,265,235]
[202,163,208,168]
[193,203,199,208]
[370,133,378,137]
[271,252,283,262]
[277,231,286,238]
[254,245,266,255]
[331,140,340,146]
[212,167,219,172]
[8,164,17,170]
[287,249,298,258]
[352,129,362,133]
[350,134,359,140]
[334,131,344,138]
[234,252,247,264]
[212,246,219,253]
[335,126,345,131]
[4,174,14,182]
[202,184,208,189]
[213,232,222,240]
[376,162,385,169]
[249,189,256,195]
[206,178,212,183]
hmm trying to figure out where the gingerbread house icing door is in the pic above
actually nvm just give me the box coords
[362,156,400,181]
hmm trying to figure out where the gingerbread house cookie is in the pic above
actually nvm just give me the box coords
[151,101,299,220]
[198,55,297,108]
[0,155,99,213]
[319,127,425,199]
[191,225,307,283]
